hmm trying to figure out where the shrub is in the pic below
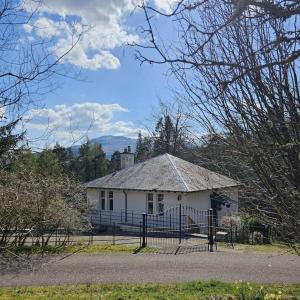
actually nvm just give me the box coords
[0,168,87,251]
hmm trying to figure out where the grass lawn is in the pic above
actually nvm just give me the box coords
[6,243,156,255]
[5,242,300,258]
[65,243,156,254]
[218,242,299,255]
[0,281,299,300]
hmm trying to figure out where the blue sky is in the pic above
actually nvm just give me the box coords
[20,0,178,148]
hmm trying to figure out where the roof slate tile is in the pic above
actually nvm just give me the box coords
[87,154,239,192]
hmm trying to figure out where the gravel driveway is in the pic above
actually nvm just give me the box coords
[0,251,299,287]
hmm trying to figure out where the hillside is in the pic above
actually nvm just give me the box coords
[71,135,137,158]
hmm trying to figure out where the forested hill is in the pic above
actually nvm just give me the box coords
[71,135,136,158]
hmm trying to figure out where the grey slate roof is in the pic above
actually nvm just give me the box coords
[87,154,239,192]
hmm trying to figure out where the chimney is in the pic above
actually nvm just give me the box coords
[120,145,134,169]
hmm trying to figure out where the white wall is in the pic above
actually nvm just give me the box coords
[183,191,211,210]
[87,189,125,211]
[87,187,239,219]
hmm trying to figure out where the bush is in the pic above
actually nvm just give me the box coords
[0,168,87,251]
[220,216,241,228]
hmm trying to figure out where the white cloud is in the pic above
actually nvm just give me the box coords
[33,17,64,38]
[153,0,178,13]
[21,0,180,70]
[25,102,143,146]
[22,0,140,70]
[23,23,33,33]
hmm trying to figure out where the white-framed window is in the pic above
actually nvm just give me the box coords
[99,190,106,210]
[108,191,114,211]
[147,193,154,214]
[157,194,164,215]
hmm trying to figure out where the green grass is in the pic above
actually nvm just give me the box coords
[0,281,299,299]
[3,244,156,255]
[5,242,299,256]
[219,242,298,255]
[65,243,156,254]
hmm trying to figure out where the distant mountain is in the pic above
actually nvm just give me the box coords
[71,135,137,158]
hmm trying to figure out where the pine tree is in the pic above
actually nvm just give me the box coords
[52,143,74,176]
[11,150,38,174]
[135,131,153,162]
[38,149,62,179]
[0,119,24,160]
[153,115,175,156]
[152,111,188,158]
[109,151,121,173]
[77,141,108,182]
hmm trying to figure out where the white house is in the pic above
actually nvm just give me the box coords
[86,147,240,228]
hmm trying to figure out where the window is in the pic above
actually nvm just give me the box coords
[147,193,154,214]
[157,194,164,215]
[100,191,105,210]
[109,191,113,211]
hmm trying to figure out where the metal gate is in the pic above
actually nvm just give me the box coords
[142,205,214,254]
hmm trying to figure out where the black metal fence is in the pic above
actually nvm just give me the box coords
[3,205,276,254]
[87,205,216,253]
[214,223,273,246]
[0,228,78,249]
[142,205,214,252]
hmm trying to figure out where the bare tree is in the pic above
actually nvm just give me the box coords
[0,165,86,251]
[0,0,80,158]
[0,1,87,264]
[136,0,300,248]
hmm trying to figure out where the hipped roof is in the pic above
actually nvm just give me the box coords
[87,154,239,192]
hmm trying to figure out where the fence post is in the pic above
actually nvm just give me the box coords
[113,223,116,245]
[67,228,70,245]
[179,203,182,244]
[142,213,147,247]
[208,208,214,252]
[230,219,233,247]
[55,228,58,247]
[90,227,93,245]
[139,221,142,248]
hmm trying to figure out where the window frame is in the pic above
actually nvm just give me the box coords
[157,193,164,215]
[146,193,154,214]
[100,190,106,210]
[108,191,114,211]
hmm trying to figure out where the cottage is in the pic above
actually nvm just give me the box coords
[86,147,239,227]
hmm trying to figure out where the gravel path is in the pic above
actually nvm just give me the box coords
[0,251,299,287]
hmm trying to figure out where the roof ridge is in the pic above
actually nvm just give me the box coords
[166,154,189,192]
